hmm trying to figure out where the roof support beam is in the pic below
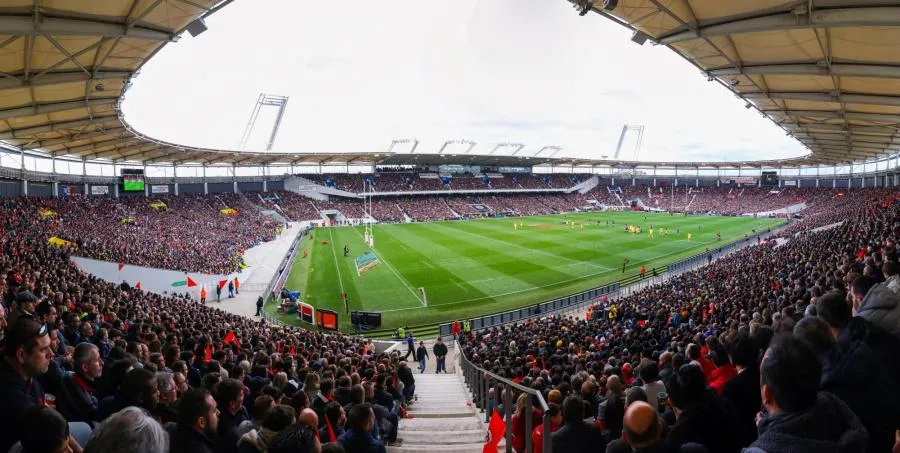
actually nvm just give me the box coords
[765,109,900,123]
[711,63,900,79]
[69,137,143,154]
[92,143,159,160]
[0,15,176,42]
[0,97,116,121]
[660,7,900,45]
[744,91,900,107]
[29,127,127,149]
[0,114,117,139]
[0,70,132,92]
[786,123,898,135]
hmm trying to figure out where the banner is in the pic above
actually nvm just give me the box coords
[120,217,136,224]
[151,185,169,194]
[783,180,797,186]
[355,252,381,276]
[48,237,74,248]
[734,177,757,184]
[38,208,57,218]
[149,200,167,210]
[220,207,239,215]
[90,185,109,195]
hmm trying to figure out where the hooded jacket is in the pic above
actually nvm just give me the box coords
[742,392,868,453]
[856,282,900,340]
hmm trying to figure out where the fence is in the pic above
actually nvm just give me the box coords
[439,228,781,338]
[457,340,552,453]
[261,227,308,326]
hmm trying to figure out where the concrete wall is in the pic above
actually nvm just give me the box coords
[238,181,263,192]
[268,179,285,191]
[70,256,237,301]
[181,183,204,194]
[30,182,53,197]
[209,182,233,193]
[0,179,19,197]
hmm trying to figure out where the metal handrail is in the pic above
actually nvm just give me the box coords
[456,340,552,453]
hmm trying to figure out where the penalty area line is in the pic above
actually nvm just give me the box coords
[350,226,426,307]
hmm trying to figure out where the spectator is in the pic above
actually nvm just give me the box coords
[155,371,179,424]
[639,362,666,412]
[721,332,761,446]
[216,378,250,453]
[83,406,168,453]
[664,364,741,453]
[239,395,275,437]
[238,404,296,453]
[99,368,159,419]
[852,275,900,340]
[10,406,71,453]
[531,403,562,453]
[338,404,385,453]
[319,401,346,444]
[168,388,220,453]
[57,342,103,426]
[746,335,868,453]
[268,423,320,453]
[433,337,448,374]
[551,395,606,453]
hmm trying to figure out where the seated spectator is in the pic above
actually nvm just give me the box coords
[57,342,103,426]
[512,393,542,453]
[155,371,179,424]
[551,395,606,453]
[268,423,320,453]
[746,335,868,453]
[10,406,71,453]
[664,364,741,453]
[238,404,296,453]
[531,403,561,453]
[98,368,159,420]
[720,331,761,446]
[319,401,346,444]
[851,275,900,340]
[638,362,666,411]
[216,378,250,453]
[793,316,899,453]
[338,403,385,453]
[83,406,168,453]
[238,395,275,437]
[168,388,219,453]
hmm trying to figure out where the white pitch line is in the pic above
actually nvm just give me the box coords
[350,227,425,306]
[327,229,346,296]
[378,237,723,313]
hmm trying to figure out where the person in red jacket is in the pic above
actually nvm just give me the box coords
[531,403,562,453]
[686,344,715,377]
[707,351,737,394]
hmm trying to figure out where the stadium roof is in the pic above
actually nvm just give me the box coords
[576,0,900,165]
[1,1,893,169]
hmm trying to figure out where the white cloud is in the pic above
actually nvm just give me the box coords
[122,0,810,162]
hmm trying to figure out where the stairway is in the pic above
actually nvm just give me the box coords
[390,343,490,453]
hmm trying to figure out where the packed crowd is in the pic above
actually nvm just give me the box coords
[32,195,280,275]
[460,186,900,453]
[0,194,419,453]
[302,173,590,193]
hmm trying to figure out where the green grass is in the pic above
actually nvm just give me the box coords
[274,211,784,332]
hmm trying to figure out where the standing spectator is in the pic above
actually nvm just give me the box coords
[746,336,868,453]
[599,376,626,442]
[551,395,606,453]
[639,362,666,412]
[319,401,346,444]
[397,362,415,404]
[229,281,235,298]
[852,275,900,340]
[216,283,222,303]
[98,368,159,419]
[415,341,428,373]
[156,372,180,424]
[83,406,169,453]
[338,404,385,453]
[57,342,103,426]
[268,423,320,453]
[234,278,240,295]
[402,334,414,361]
[256,297,264,317]
[432,338,448,374]
[531,403,561,453]
[168,388,220,453]
[238,404,296,453]
[512,393,542,453]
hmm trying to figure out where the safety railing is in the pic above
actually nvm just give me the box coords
[456,340,552,453]
[261,227,308,324]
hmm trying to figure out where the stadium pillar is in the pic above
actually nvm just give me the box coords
[233,181,238,193]
[695,178,699,187]
[816,178,819,188]
[21,179,27,196]
[174,182,179,196]
[204,182,208,195]
[611,176,615,186]
[83,183,88,195]
[717,179,720,187]
[114,184,119,198]
[632,176,635,186]
[263,179,267,192]
[833,179,836,188]
[653,177,657,186]
[52,182,58,198]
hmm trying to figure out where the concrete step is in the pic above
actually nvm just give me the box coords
[399,416,484,432]
[397,429,486,445]
[388,442,489,453]
[407,408,474,418]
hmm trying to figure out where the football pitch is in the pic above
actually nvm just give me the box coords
[272,211,784,332]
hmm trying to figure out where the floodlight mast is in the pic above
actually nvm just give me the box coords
[613,124,645,161]
[238,93,290,151]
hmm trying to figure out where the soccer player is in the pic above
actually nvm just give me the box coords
[687,233,693,241]
[716,231,721,241]
[622,258,630,273]
[648,228,654,239]
[343,245,350,257]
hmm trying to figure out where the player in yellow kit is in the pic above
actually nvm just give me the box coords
[687,233,693,241]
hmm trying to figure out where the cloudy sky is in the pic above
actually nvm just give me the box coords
[122,0,810,162]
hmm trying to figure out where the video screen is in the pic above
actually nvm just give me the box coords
[123,175,145,191]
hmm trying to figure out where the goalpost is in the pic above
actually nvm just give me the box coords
[363,184,374,248]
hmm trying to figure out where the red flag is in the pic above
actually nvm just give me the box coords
[118,263,124,271]
[203,344,211,363]
[218,279,228,289]
[186,276,197,288]
[135,282,141,290]
[223,331,236,344]
[321,241,329,245]
[483,411,505,453]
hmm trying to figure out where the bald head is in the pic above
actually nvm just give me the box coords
[298,408,318,430]
[623,401,660,448]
